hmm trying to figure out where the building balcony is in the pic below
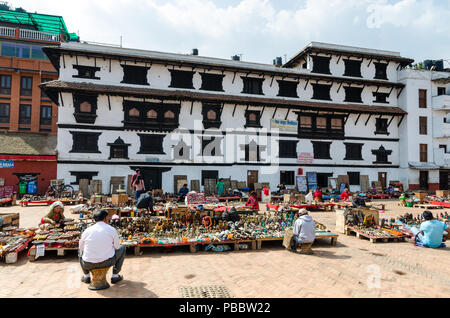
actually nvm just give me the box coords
[0,26,61,43]
[433,117,450,138]
[432,94,450,111]
[434,147,450,168]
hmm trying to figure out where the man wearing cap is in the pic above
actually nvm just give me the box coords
[291,209,316,251]
[79,210,126,285]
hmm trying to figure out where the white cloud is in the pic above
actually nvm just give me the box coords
[8,0,450,63]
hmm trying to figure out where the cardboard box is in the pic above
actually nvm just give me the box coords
[112,194,129,205]
[436,190,449,198]
[0,213,20,231]
[90,195,107,205]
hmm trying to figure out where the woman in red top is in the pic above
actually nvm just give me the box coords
[313,188,323,202]
[340,188,351,202]
[245,191,260,211]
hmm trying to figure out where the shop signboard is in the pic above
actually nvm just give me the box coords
[270,119,298,132]
[298,153,314,164]
[306,172,318,191]
[296,176,307,192]
[0,185,14,199]
[0,160,14,168]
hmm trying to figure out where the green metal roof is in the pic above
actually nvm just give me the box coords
[0,9,78,41]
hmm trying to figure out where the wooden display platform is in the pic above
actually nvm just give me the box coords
[1,238,33,264]
[290,203,335,211]
[431,201,450,208]
[28,245,78,261]
[416,204,443,210]
[131,239,257,255]
[20,199,80,207]
[256,232,339,249]
[345,225,407,243]
[0,198,13,207]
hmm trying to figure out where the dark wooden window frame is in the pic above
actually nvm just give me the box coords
[420,144,428,163]
[73,93,98,124]
[73,65,101,80]
[344,143,364,161]
[280,170,295,186]
[298,113,345,140]
[244,110,263,129]
[241,77,264,95]
[202,103,223,129]
[40,105,52,126]
[0,103,10,123]
[312,83,332,101]
[137,134,166,155]
[419,89,427,108]
[343,59,362,78]
[419,116,427,135]
[278,140,299,159]
[372,145,392,164]
[277,80,299,98]
[200,73,225,92]
[69,131,102,154]
[121,65,150,85]
[312,141,332,160]
[374,62,388,80]
[20,76,33,96]
[169,70,195,89]
[375,118,390,136]
[107,137,131,159]
[123,100,180,132]
[344,86,363,103]
[19,104,31,124]
[373,92,389,104]
[311,55,331,75]
[348,172,361,186]
[0,74,11,95]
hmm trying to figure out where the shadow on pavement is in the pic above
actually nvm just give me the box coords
[95,280,158,298]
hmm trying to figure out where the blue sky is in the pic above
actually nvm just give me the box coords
[11,0,450,66]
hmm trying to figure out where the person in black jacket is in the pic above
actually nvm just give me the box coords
[135,191,155,216]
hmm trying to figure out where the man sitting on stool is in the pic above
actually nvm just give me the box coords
[79,210,125,285]
[291,209,316,252]
[136,191,156,216]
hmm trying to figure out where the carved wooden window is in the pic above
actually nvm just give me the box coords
[343,59,362,77]
[80,101,92,113]
[331,118,343,130]
[344,87,363,103]
[242,77,264,95]
[279,140,298,159]
[374,63,388,80]
[312,84,332,100]
[147,109,158,119]
[311,56,331,74]
[73,94,98,124]
[200,73,224,92]
[316,117,327,129]
[73,65,100,80]
[169,70,195,89]
[277,80,299,98]
[121,65,150,85]
[202,103,222,129]
[245,110,262,128]
[375,118,389,135]
[207,110,217,120]
[373,92,389,104]
[300,116,312,128]
[164,110,175,119]
[312,142,332,160]
[70,132,101,153]
[138,134,165,154]
[344,143,363,160]
[129,108,140,118]
[372,146,392,164]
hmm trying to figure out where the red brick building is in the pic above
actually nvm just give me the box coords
[0,8,77,195]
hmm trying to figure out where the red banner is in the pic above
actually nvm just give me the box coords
[0,155,56,162]
[298,153,314,164]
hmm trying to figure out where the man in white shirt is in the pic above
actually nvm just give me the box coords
[291,209,316,251]
[79,210,126,285]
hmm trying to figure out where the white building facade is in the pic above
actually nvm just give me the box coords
[399,68,450,191]
[41,42,414,194]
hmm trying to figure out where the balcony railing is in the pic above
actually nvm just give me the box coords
[0,25,60,42]
[432,94,450,110]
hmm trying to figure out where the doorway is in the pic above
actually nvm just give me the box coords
[419,171,429,190]
[247,170,259,191]
[378,172,387,189]
[440,170,450,190]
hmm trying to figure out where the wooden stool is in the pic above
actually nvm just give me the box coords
[296,243,313,255]
[89,267,111,291]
